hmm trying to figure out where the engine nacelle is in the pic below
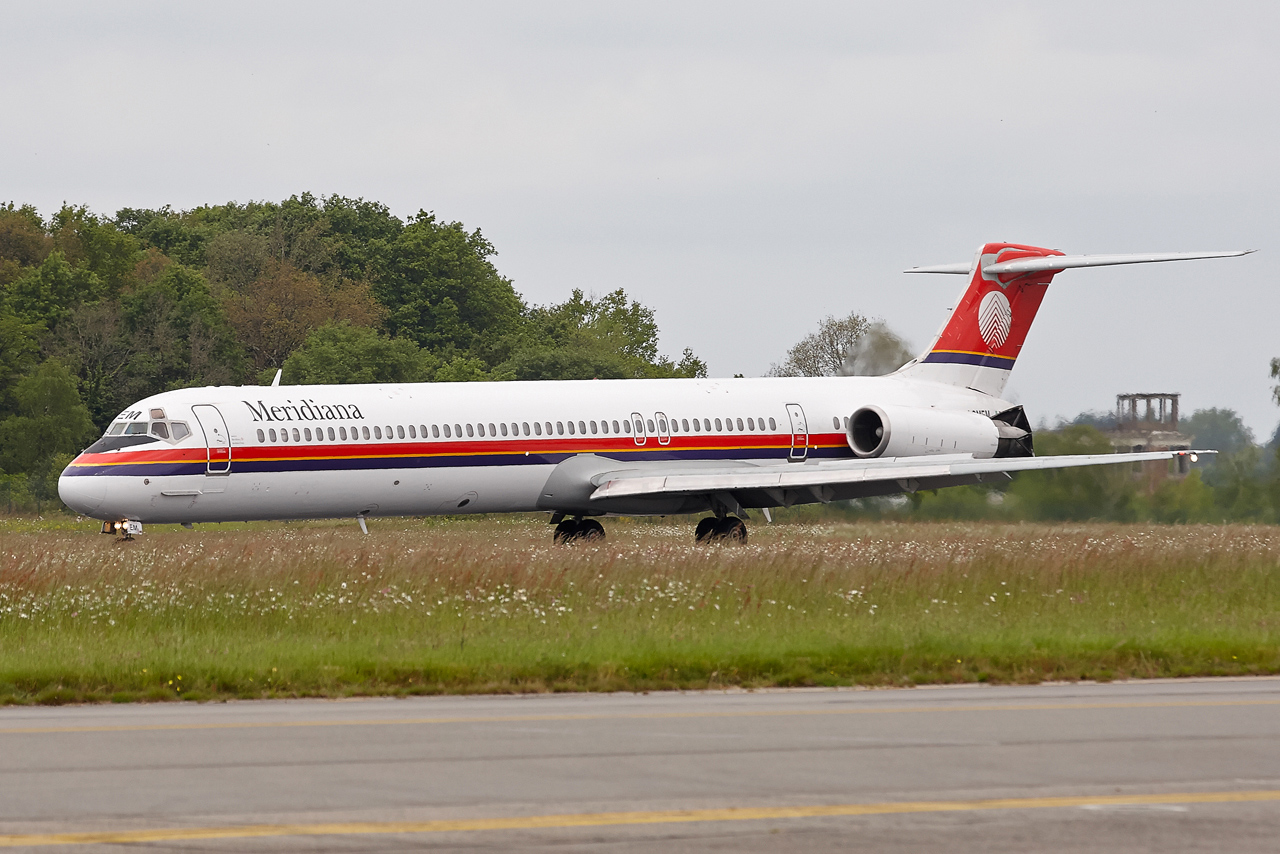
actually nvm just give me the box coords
[846,404,1002,459]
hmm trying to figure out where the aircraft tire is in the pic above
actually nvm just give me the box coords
[577,519,605,541]
[714,516,748,543]
[694,516,719,543]
[553,519,580,544]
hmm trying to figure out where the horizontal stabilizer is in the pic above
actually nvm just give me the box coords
[904,262,972,274]
[986,249,1255,275]
[905,249,1254,275]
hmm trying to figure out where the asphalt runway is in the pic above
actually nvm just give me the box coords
[1,679,1278,852]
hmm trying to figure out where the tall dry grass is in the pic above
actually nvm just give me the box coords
[1,517,1278,703]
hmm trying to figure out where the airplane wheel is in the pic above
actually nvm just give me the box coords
[553,520,580,544]
[578,519,605,541]
[714,516,748,543]
[694,516,718,543]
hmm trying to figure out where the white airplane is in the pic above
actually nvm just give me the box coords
[59,241,1249,543]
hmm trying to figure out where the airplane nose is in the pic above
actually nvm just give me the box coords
[58,465,107,515]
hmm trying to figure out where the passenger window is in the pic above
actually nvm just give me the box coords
[747,418,755,431]
[534,422,543,436]
[736,418,744,431]
[726,418,735,432]
[556,422,564,435]
[109,423,125,435]
[443,424,451,438]
[151,422,170,439]
[269,429,278,442]
[432,425,440,438]
[832,417,839,429]
[394,425,402,439]
[657,418,667,432]
[703,418,711,432]
[621,420,630,434]
[567,421,575,435]
[338,427,346,440]
[692,419,701,432]
[577,420,585,435]
[682,419,690,432]
[384,425,392,438]
[522,422,530,436]
[843,416,850,430]
[500,423,508,436]
[372,426,381,439]
[511,422,519,435]
[303,428,312,441]
[477,423,485,437]
[613,420,621,433]
[292,428,301,442]
[646,419,655,433]
[408,425,416,438]
[545,422,552,435]
[279,429,288,443]
[466,424,474,437]
[715,418,723,431]
[590,420,598,434]
[489,422,497,436]
[600,420,609,435]
[256,428,265,443]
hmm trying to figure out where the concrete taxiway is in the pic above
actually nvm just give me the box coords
[1,678,1278,851]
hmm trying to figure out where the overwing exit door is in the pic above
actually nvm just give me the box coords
[786,403,808,461]
[191,405,232,474]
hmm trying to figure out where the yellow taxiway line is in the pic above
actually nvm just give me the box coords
[2,790,1277,847]
[2,697,1278,736]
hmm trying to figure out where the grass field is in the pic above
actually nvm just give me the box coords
[2,515,1278,704]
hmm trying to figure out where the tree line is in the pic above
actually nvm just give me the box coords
[0,194,705,510]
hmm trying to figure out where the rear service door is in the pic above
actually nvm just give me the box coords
[786,403,808,461]
[191,405,232,474]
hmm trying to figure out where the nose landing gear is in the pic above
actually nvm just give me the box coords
[100,520,143,541]
[695,515,747,544]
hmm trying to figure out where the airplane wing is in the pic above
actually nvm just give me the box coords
[589,449,1207,501]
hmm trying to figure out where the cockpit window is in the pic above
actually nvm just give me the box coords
[150,422,170,439]
[171,422,190,441]
[124,422,149,435]
[108,423,125,435]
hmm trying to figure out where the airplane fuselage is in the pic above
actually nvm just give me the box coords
[59,375,1011,525]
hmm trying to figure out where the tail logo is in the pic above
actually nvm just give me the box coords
[978,290,1012,349]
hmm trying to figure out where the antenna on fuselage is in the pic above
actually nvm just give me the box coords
[270,369,282,387]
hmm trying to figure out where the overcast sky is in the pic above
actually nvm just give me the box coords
[4,1,1278,436]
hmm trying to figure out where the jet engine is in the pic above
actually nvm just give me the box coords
[846,404,1033,459]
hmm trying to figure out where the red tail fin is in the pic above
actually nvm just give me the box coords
[900,242,1064,396]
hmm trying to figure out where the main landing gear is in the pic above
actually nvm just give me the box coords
[694,515,747,544]
[553,517,606,543]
